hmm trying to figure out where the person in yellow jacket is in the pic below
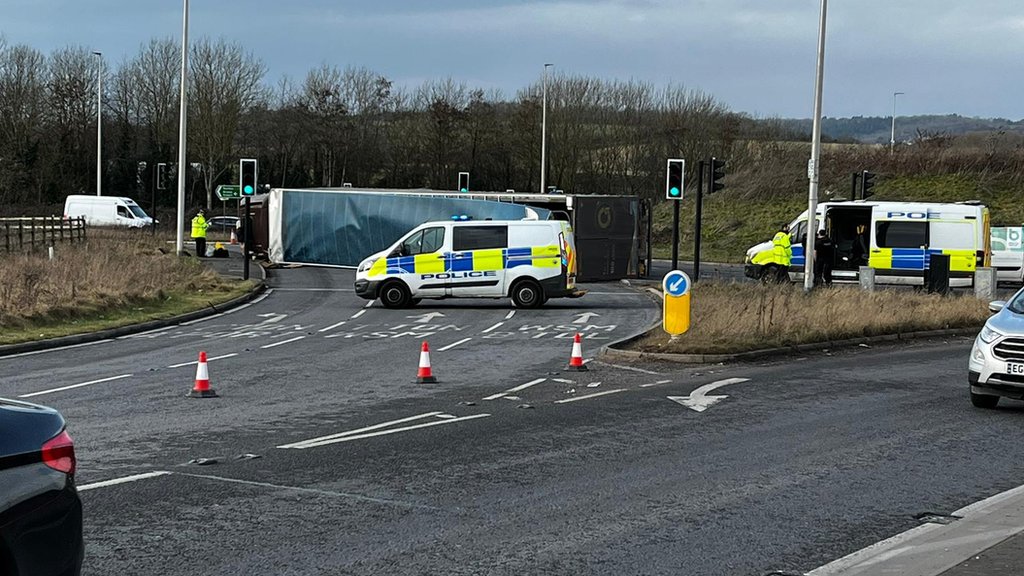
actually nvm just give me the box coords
[191,209,209,258]
[769,223,793,282]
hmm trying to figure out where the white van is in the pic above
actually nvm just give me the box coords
[744,200,990,285]
[355,219,582,308]
[63,195,154,228]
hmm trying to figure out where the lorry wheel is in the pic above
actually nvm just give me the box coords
[511,279,544,309]
[379,282,411,309]
[970,390,1000,409]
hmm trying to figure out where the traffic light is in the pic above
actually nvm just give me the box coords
[861,170,876,200]
[458,172,469,192]
[240,158,258,196]
[156,163,168,190]
[665,158,684,200]
[710,157,726,193]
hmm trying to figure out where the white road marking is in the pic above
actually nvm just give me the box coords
[280,413,491,449]
[573,312,601,324]
[78,471,172,492]
[407,312,445,323]
[504,310,516,320]
[555,389,625,404]
[167,353,238,369]
[257,313,288,323]
[438,337,472,351]
[364,300,374,308]
[593,361,661,375]
[351,310,367,319]
[481,322,504,333]
[120,326,174,338]
[668,378,750,412]
[260,336,306,349]
[0,338,113,360]
[483,378,548,401]
[19,374,133,398]
[640,379,673,388]
[318,320,348,333]
[278,412,444,448]
[552,378,575,384]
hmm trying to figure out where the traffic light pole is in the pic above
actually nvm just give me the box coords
[671,199,680,271]
[243,197,250,281]
[693,160,706,283]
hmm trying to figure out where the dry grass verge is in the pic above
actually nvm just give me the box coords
[0,229,253,344]
[633,282,990,355]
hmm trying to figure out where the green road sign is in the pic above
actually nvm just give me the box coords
[215,185,241,201]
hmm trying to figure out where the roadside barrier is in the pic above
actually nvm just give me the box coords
[416,341,438,383]
[187,351,219,398]
[567,333,589,371]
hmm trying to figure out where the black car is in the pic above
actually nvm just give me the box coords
[0,398,83,576]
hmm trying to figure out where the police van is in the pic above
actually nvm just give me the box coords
[744,200,990,285]
[354,219,581,308]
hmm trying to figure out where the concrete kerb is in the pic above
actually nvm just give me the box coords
[599,285,980,365]
[0,263,270,359]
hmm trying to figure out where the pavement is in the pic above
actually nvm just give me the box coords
[7,249,1024,575]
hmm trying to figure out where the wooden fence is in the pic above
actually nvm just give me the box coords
[1,217,87,253]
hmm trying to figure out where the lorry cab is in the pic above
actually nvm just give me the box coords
[63,195,153,228]
[745,200,990,285]
[354,218,581,308]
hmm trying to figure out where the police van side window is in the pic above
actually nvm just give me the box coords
[453,226,508,251]
[876,221,927,248]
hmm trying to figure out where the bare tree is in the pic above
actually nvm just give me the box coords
[45,46,98,200]
[0,40,48,205]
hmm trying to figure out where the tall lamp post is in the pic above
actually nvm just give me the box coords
[890,91,905,154]
[804,0,828,292]
[175,0,190,255]
[540,63,553,194]
[92,51,102,196]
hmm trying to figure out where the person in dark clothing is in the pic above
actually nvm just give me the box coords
[814,229,835,287]
[851,223,869,267]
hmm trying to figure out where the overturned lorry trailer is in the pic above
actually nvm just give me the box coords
[264,188,649,282]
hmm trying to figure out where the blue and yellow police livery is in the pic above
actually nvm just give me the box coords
[355,219,581,308]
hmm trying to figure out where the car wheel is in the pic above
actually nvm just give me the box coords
[379,282,411,309]
[511,279,544,309]
[970,390,1000,409]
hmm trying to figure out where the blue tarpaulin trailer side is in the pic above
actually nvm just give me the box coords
[267,188,550,268]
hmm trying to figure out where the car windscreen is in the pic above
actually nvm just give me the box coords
[129,205,148,219]
[1008,290,1024,314]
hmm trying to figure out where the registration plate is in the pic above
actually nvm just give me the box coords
[1008,363,1024,375]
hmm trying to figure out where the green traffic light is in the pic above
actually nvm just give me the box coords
[460,188,468,192]
[243,185,254,194]
[670,187,680,196]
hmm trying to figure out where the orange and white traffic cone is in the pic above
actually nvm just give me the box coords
[567,333,588,371]
[416,341,438,383]
[187,351,218,398]
[229,229,238,245]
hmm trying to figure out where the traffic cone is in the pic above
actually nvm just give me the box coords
[187,351,218,398]
[567,333,589,371]
[229,229,238,245]
[416,341,438,383]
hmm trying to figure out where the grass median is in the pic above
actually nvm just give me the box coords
[0,229,255,345]
[632,282,990,355]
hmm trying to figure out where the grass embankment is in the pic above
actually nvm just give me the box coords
[0,229,254,345]
[633,282,989,355]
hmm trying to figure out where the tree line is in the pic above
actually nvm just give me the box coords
[0,35,798,212]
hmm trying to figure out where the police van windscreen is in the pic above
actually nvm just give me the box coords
[453,226,508,251]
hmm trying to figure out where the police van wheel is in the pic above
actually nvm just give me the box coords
[511,280,543,309]
[380,282,411,309]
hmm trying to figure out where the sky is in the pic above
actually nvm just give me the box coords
[3,0,1024,120]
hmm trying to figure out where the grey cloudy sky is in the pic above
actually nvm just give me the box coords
[4,0,1023,119]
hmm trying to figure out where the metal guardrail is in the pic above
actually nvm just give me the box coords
[0,217,87,253]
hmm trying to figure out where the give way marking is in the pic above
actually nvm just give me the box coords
[668,378,750,412]
[277,411,491,449]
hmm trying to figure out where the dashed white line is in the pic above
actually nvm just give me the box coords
[19,374,133,398]
[483,378,548,401]
[278,412,443,448]
[318,320,348,333]
[78,471,172,492]
[504,310,516,320]
[280,413,491,449]
[640,379,673,388]
[481,322,504,333]
[167,353,239,369]
[438,337,472,351]
[351,310,367,319]
[260,336,306,349]
[554,389,626,404]
[364,300,374,308]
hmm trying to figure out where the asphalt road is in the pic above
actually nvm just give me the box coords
[4,265,1022,576]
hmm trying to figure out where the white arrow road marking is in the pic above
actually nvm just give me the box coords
[483,378,548,401]
[19,374,133,398]
[257,313,288,324]
[573,312,601,324]
[407,312,446,323]
[668,378,750,412]
[278,412,491,449]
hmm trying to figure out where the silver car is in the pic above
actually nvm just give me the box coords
[969,290,1024,408]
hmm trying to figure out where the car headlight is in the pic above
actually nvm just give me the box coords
[979,324,1003,344]
[357,258,377,273]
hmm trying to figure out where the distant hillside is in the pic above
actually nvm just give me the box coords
[777,115,1024,144]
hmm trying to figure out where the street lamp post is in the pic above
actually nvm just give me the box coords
[93,51,102,196]
[890,91,905,154]
[540,63,552,194]
[804,0,828,292]
[175,0,190,256]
